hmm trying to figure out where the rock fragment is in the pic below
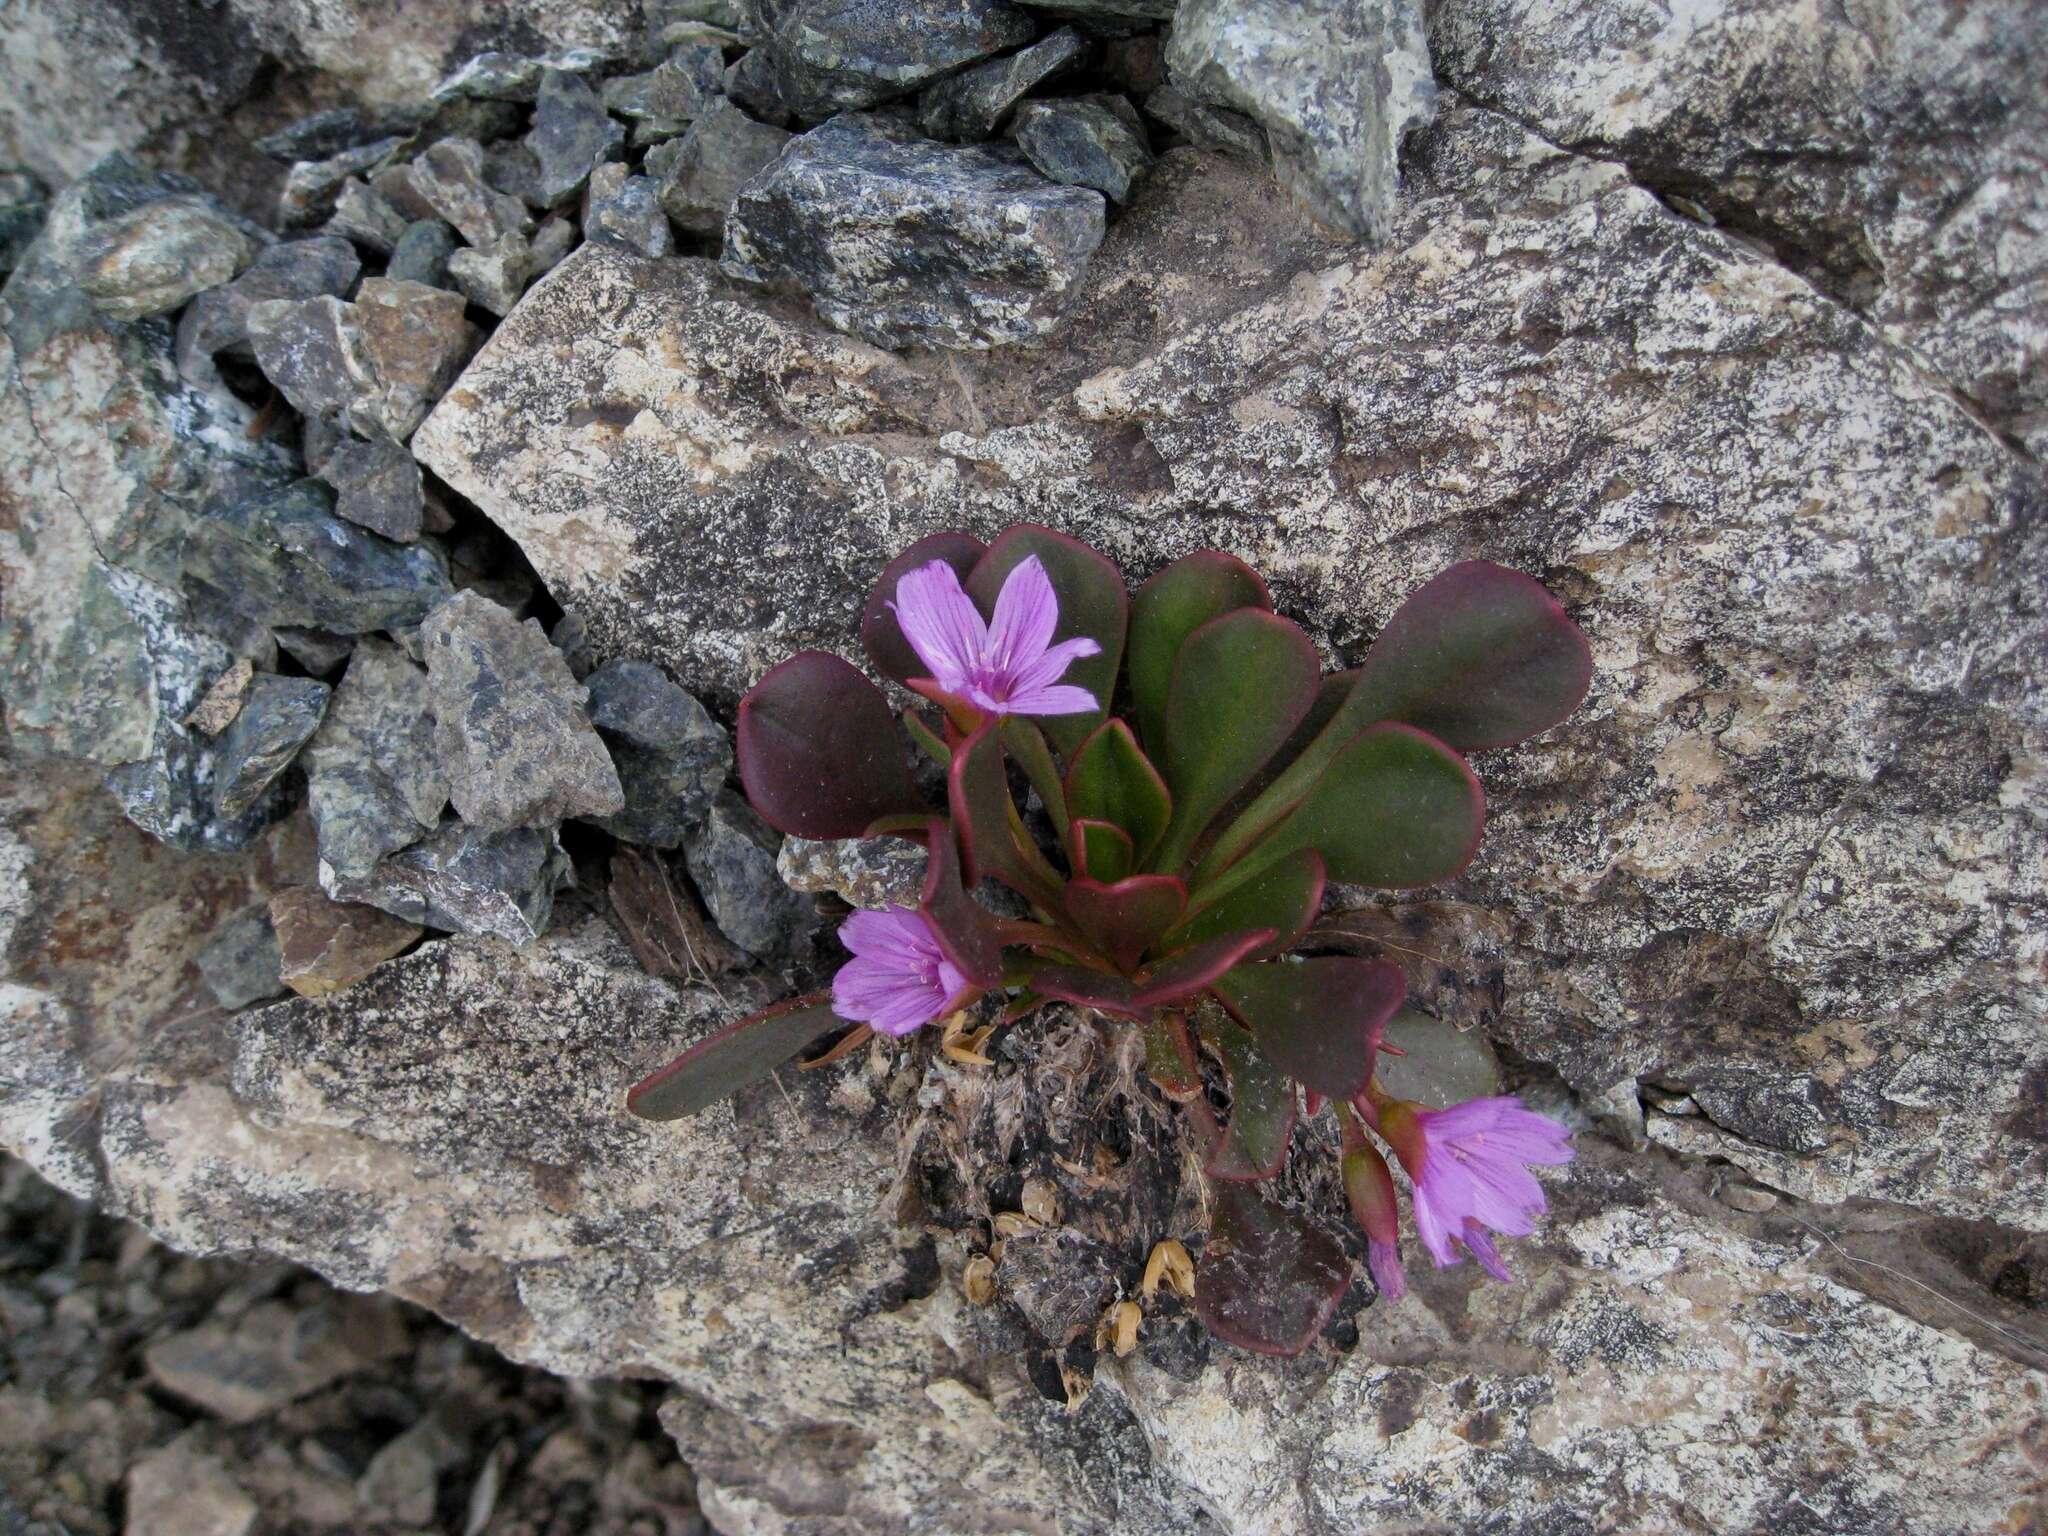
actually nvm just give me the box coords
[581,659,731,848]
[602,43,726,139]
[247,277,477,441]
[583,164,675,257]
[305,638,448,879]
[325,177,410,253]
[432,52,548,104]
[0,171,51,274]
[721,111,1106,349]
[144,1296,408,1421]
[124,1438,258,1536]
[405,136,536,248]
[529,69,626,205]
[194,909,286,1011]
[183,657,254,736]
[684,790,822,960]
[777,834,928,910]
[325,821,572,945]
[175,235,360,375]
[747,0,1037,120]
[421,591,624,831]
[270,885,423,997]
[254,106,422,163]
[1143,85,1267,160]
[1014,95,1153,203]
[212,675,331,818]
[316,433,425,542]
[386,219,459,287]
[447,233,534,315]
[1165,0,1435,239]
[279,136,411,228]
[919,26,1091,141]
[655,99,792,235]
[183,479,450,634]
[529,213,579,275]
[75,200,256,321]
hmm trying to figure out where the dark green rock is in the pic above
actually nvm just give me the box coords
[655,99,793,235]
[748,0,1037,120]
[1013,95,1154,203]
[684,790,824,961]
[304,637,448,879]
[175,236,361,376]
[324,820,572,945]
[581,659,732,849]
[0,172,48,276]
[919,26,1091,141]
[529,69,627,205]
[584,166,675,257]
[318,435,425,543]
[213,674,332,818]
[387,220,460,287]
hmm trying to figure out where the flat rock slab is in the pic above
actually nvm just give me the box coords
[418,111,2046,1236]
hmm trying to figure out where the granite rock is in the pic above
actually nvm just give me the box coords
[583,165,676,258]
[528,69,627,206]
[919,26,1092,141]
[745,0,1037,120]
[211,676,332,819]
[446,233,534,317]
[74,199,257,322]
[421,591,624,832]
[1166,0,1435,240]
[323,821,573,944]
[1013,95,1153,203]
[175,236,361,376]
[405,137,536,249]
[182,479,451,635]
[720,111,1107,349]
[270,885,423,999]
[683,790,824,961]
[247,277,478,442]
[316,434,425,542]
[582,659,733,849]
[304,638,448,880]
[654,99,793,236]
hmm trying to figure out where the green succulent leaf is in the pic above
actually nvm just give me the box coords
[1142,1010,1202,1100]
[626,992,844,1120]
[1000,717,1068,837]
[1150,609,1321,874]
[1210,957,1404,1100]
[1202,1013,1295,1181]
[1161,847,1325,962]
[1127,550,1271,752]
[1069,818,1136,883]
[1063,874,1189,973]
[1027,928,1276,1018]
[948,721,1064,910]
[737,652,926,839]
[860,531,987,685]
[1064,720,1171,864]
[1208,723,1484,893]
[1192,1182,1351,1357]
[967,524,1128,756]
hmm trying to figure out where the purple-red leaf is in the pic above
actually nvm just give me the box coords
[1127,550,1271,753]
[1065,719,1171,865]
[966,524,1128,756]
[1162,847,1325,962]
[948,721,1062,909]
[1143,1010,1202,1100]
[919,816,1006,988]
[1063,874,1189,973]
[1151,609,1322,874]
[860,531,987,685]
[1211,957,1403,1100]
[1202,1013,1295,1181]
[1027,928,1276,1018]
[626,991,843,1120]
[1193,1182,1351,1357]
[738,652,926,838]
[1349,560,1594,752]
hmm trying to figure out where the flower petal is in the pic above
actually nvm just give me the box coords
[1004,682,1102,718]
[890,561,988,692]
[1461,1225,1514,1283]
[985,554,1060,679]
[1367,1238,1407,1301]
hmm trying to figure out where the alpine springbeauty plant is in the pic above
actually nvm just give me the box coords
[628,525,1593,1356]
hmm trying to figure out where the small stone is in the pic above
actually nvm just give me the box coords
[144,1296,408,1421]
[279,136,411,228]
[421,95,524,147]
[247,277,477,441]
[721,112,1106,350]
[777,835,927,909]
[212,674,332,818]
[75,200,255,321]
[270,885,423,998]
[1716,1178,1782,1214]
[317,433,425,542]
[1013,96,1154,203]
[432,51,546,104]
[422,590,624,831]
[386,219,460,287]
[529,213,579,275]
[357,1417,465,1526]
[194,909,286,1011]
[483,141,548,208]
[724,50,798,126]
[1143,85,1268,160]
[0,171,51,275]
[369,163,442,223]
[184,478,451,634]
[324,820,572,944]
[581,659,731,848]
[274,627,355,676]
[175,235,360,375]
[684,790,823,960]
[124,1438,258,1536]
[920,27,1092,141]
[655,99,793,236]
[406,136,536,248]
[255,106,422,162]
[529,69,627,206]
[748,0,1037,120]
[325,177,410,254]
[183,656,255,736]
[602,43,725,128]
[447,232,535,315]
[1164,0,1435,241]
[583,166,674,257]
[305,637,449,879]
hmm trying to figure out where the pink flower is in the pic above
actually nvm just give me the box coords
[1381,1095,1573,1282]
[831,905,974,1036]
[889,556,1101,717]
[1340,1128,1407,1302]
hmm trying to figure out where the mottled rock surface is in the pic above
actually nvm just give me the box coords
[1165,0,1434,240]
[315,434,425,543]
[1014,95,1152,203]
[528,69,626,206]
[175,236,361,375]
[420,591,624,833]
[745,0,1037,120]
[270,886,423,998]
[212,676,331,819]
[582,659,733,849]
[919,25,1091,141]
[304,638,447,881]
[683,790,823,960]
[322,821,571,945]
[654,99,793,235]
[778,834,929,910]
[582,164,676,258]
[74,199,256,321]
[721,111,1107,348]
[247,277,477,442]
